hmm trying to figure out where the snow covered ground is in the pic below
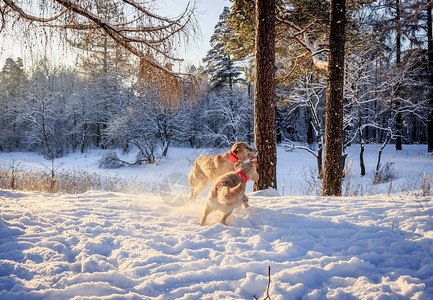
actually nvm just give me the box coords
[0,145,432,299]
[1,144,432,196]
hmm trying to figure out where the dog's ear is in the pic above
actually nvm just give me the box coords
[231,142,240,154]
[231,142,245,154]
[234,161,244,170]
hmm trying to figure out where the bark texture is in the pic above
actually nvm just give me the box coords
[322,0,346,196]
[428,1,433,152]
[395,0,402,151]
[253,0,277,191]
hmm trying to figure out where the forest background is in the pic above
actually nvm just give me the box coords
[0,0,431,181]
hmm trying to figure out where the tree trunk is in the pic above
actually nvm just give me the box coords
[428,1,433,152]
[253,0,277,191]
[162,139,171,157]
[307,112,314,146]
[375,134,391,182]
[357,109,365,176]
[396,0,401,65]
[395,0,402,150]
[322,0,346,196]
[395,111,402,150]
[359,142,365,176]
[317,137,323,179]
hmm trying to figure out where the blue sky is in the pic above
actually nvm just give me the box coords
[163,0,232,67]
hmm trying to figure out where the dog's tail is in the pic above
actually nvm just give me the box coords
[218,183,244,204]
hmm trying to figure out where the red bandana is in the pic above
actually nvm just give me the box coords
[229,150,239,163]
[236,171,248,183]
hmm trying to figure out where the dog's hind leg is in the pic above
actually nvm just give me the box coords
[188,166,208,200]
[188,172,197,200]
[188,186,196,200]
[192,180,210,200]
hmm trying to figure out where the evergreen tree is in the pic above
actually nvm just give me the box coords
[225,0,256,62]
[203,7,241,90]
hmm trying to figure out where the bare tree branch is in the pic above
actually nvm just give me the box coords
[1,0,198,80]
[3,0,70,22]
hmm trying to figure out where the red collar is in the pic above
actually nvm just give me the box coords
[229,150,239,163]
[236,171,248,183]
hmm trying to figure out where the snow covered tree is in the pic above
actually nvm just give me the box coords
[104,98,159,164]
[0,57,26,151]
[67,86,95,153]
[369,50,427,179]
[18,58,66,159]
[203,7,241,90]
[282,74,326,178]
[66,74,129,153]
[368,0,429,150]
[201,89,253,147]
[104,84,187,163]
[343,46,382,176]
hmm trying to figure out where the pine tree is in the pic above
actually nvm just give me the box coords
[203,7,241,90]
[1,58,25,97]
[225,0,256,62]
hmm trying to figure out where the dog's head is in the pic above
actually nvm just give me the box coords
[234,161,259,182]
[231,142,257,161]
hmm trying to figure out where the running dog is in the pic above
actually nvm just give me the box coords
[199,161,259,226]
[188,142,257,206]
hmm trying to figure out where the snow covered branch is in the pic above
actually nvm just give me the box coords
[276,17,328,71]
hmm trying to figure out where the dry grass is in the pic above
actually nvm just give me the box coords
[0,163,158,195]
[421,172,431,197]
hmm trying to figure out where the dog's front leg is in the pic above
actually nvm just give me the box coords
[200,198,217,225]
[199,214,208,226]
[242,194,249,208]
[220,213,231,225]
[199,204,212,226]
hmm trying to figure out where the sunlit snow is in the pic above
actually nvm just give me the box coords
[0,145,432,299]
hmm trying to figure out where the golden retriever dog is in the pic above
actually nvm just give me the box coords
[199,161,259,226]
[188,142,257,205]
